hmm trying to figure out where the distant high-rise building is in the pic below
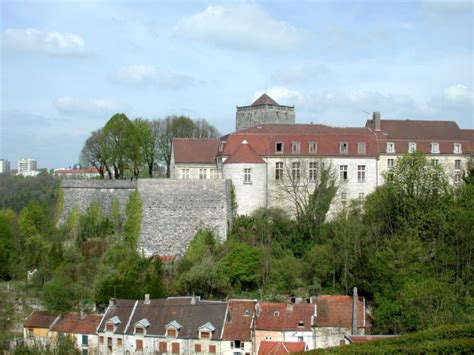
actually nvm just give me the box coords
[0,159,11,174]
[17,158,38,176]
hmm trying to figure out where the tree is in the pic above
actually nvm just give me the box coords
[123,191,142,248]
[79,129,110,179]
[134,118,158,178]
[42,274,81,312]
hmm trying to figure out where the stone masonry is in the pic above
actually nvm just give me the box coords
[60,179,232,257]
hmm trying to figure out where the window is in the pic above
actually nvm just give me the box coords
[181,169,190,180]
[244,309,250,316]
[431,159,439,167]
[135,326,144,334]
[244,168,251,184]
[117,338,122,347]
[298,320,304,327]
[136,339,143,350]
[309,162,318,181]
[359,193,365,200]
[408,142,417,153]
[275,142,284,153]
[357,142,366,154]
[273,311,280,317]
[386,142,395,153]
[167,328,177,337]
[210,169,218,179]
[454,143,462,154]
[454,173,462,186]
[195,344,202,353]
[82,350,88,355]
[357,165,366,182]
[291,141,300,154]
[159,342,167,353]
[455,160,461,170]
[201,332,210,339]
[340,165,348,182]
[341,192,347,201]
[106,323,114,332]
[431,142,440,154]
[309,142,317,153]
[199,169,207,180]
[99,336,104,344]
[171,342,180,354]
[107,337,112,347]
[82,335,88,346]
[28,329,33,338]
[387,159,394,169]
[339,142,348,154]
[291,162,300,180]
[232,340,242,349]
[240,341,245,350]
[275,162,283,180]
[298,336,304,343]
[209,345,216,353]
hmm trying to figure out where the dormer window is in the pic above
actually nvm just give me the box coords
[386,142,395,154]
[135,326,144,334]
[309,142,317,153]
[106,323,114,332]
[274,311,280,317]
[275,142,284,153]
[339,142,348,154]
[166,320,182,338]
[106,316,121,332]
[198,322,216,339]
[453,143,462,154]
[408,142,417,153]
[134,318,150,335]
[431,143,439,154]
[357,142,366,155]
[291,141,300,154]
[167,329,177,337]
[201,331,210,339]
[244,309,250,316]
[298,320,304,327]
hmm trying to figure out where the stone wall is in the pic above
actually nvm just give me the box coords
[236,105,295,131]
[60,179,232,257]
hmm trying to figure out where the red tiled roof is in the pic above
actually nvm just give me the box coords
[258,341,305,355]
[223,300,257,340]
[50,313,102,334]
[54,167,99,174]
[173,138,219,164]
[252,94,279,106]
[314,295,365,328]
[345,335,399,344]
[24,310,58,329]
[256,303,315,331]
[224,141,266,164]
[462,129,474,154]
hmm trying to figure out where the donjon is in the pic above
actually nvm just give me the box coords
[60,179,232,257]
[236,93,295,131]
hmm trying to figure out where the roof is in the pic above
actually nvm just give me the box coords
[314,295,365,328]
[252,94,279,106]
[54,167,99,174]
[98,299,137,333]
[462,129,474,154]
[50,313,102,334]
[124,297,228,339]
[172,138,219,164]
[345,335,399,344]
[256,303,315,331]
[258,341,306,355]
[223,300,257,341]
[224,140,266,164]
[24,310,58,329]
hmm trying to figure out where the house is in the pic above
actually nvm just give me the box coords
[23,310,59,346]
[53,167,101,179]
[222,299,257,354]
[257,340,306,355]
[49,312,102,354]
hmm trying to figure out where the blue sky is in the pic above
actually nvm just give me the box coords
[1,0,473,168]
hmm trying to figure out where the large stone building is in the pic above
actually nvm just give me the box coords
[172,94,473,217]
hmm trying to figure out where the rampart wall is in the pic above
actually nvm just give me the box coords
[60,179,232,257]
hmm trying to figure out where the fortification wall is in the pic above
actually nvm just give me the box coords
[60,179,232,257]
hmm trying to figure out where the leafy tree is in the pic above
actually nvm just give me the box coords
[79,129,110,179]
[134,118,158,178]
[123,191,142,248]
[42,274,81,312]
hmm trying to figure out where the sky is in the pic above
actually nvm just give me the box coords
[1,0,473,169]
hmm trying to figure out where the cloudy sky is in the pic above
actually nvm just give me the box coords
[1,0,473,169]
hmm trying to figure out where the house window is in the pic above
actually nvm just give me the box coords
[136,339,143,350]
[275,162,283,180]
[82,350,88,355]
[171,342,180,354]
[28,329,33,338]
[292,141,300,154]
[201,331,210,339]
[431,142,440,154]
[408,142,417,153]
[159,342,167,353]
[244,168,251,184]
[99,336,104,344]
[298,320,304,327]
[357,165,366,182]
[82,335,88,346]
[298,336,304,343]
[454,173,462,186]
[107,337,112,347]
[167,329,177,337]
[340,165,348,182]
[386,142,395,153]
[387,159,394,169]
[106,323,114,332]
[210,169,218,179]
[232,340,242,349]
[181,169,190,180]
[209,345,216,353]
[341,192,347,201]
[291,162,300,180]
[431,159,439,167]
[275,142,284,153]
[195,344,202,353]
[135,326,144,334]
[117,338,122,347]
[339,142,348,154]
[199,169,207,180]
[309,162,318,181]
[357,142,366,154]
[454,143,462,154]
[309,142,317,153]
[359,193,365,200]
[240,341,245,350]
[455,160,461,170]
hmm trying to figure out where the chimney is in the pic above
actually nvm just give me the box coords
[109,298,115,307]
[80,309,85,320]
[287,304,293,311]
[144,294,150,305]
[191,294,197,305]
[373,112,381,131]
[352,287,358,335]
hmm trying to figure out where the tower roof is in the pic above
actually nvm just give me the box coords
[251,93,279,106]
[224,140,266,164]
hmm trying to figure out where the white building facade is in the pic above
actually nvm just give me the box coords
[0,159,11,174]
[17,158,38,176]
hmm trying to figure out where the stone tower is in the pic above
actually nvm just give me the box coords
[236,93,295,131]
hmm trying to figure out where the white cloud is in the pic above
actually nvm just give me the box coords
[2,28,86,56]
[253,87,304,106]
[443,84,474,103]
[53,97,128,118]
[273,62,329,84]
[112,65,197,89]
[174,4,306,52]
